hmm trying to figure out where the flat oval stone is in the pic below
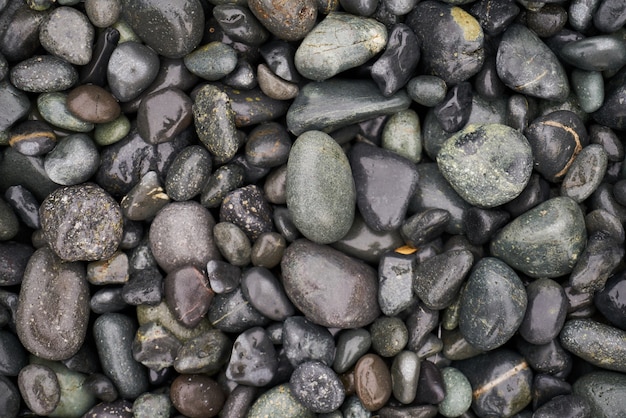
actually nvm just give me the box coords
[10,55,77,92]
[560,319,626,372]
[213,222,251,266]
[290,361,345,413]
[519,278,567,345]
[407,75,447,107]
[164,266,213,328]
[85,0,120,28]
[286,131,355,244]
[561,35,626,72]
[149,201,220,273]
[248,0,317,42]
[40,184,123,262]
[241,267,295,321]
[354,353,392,411]
[560,144,608,203]
[164,145,212,202]
[170,374,224,418]
[18,364,60,416]
[39,6,94,65]
[107,41,159,102]
[491,196,587,278]
[573,371,626,417]
[44,134,100,186]
[16,247,89,360]
[247,384,314,418]
[174,328,231,375]
[66,84,120,124]
[281,239,380,328]
[120,0,204,58]
[496,24,569,101]
[184,42,237,81]
[257,63,299,101]
[459,257,527,351]
[137,88,193,145]
[437,123,533,208]
[193,84,239,161]
[295,12,387,81]
[226,326,277,387]
[390,350,420,405]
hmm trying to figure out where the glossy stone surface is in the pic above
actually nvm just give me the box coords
[10,55,77,93]
[290,361,345,413]
[354,353,392,411]
[560,319,626,372]
[519,278,567,345]
[44,134,100,186]
[573,371,626,417]
[107,41,159,102]
[164,266,213,328]
[137,88,192,145]
[67,84,120,124]
[39,6,94,65]
[226,327,278,387]
[248,0,317,42]
[414,250,473,310]
[164,145,211,202]
[220,185,273,241]
[170,374,224,418]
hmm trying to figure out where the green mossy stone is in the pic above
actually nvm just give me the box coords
[37,92,94,133]
[94,114,131,146]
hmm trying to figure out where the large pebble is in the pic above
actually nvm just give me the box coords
[226,327,278,387]
[573,371,626,418]
[18,364,61,416]
[290,361,345,413]
[120,0,204,58]
[560,319,626,373]
[170,374,224,418]
[10,55,77,93]
[247,384,314,418]
[491,196,587,278]
[248,0,317,42]
[44,134,100,186]
[40,184,123,262]
[354,353,392,411]
[287,131,355,244]
[39,6,94,65]
[193,84,239,161]
[282,239,380,328]
[164,266,213,328]
[107,41,159,102]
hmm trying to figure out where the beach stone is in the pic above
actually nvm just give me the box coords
[334,328,371,374]
[250,231,286,268]
[390,350,420,405]
[10,55,77,93]
[40,184,123,262]
[67,84,120,124]
[491,196,587,278]
[44,134,100,186]
[208,287,269,333]
[381,109,422,164]
[370,316,408,358]
[354,353,392,411]
[434,82,473,133]
[561,35,626,72]
[378,252,416,317]
[459,257,527,351]
[592,83,626,130]
[496,24,569,101]
[131,322,181,371]
[164,266,213,328]
[287,130,355,244]
[121,171,169,221]
[241,267,294,321]
[85,0,120,28]
[0,242,33,286]
[8,120,56,157]
[560,319,626,373]
[4,184,39,229]
[438,367,472,418]
[257,63,299,100]
[37,92,95,133]
[170,374,224,418]
[184,42,237,81]
[226,327,278,387]
[407,75,447,107]
[573,371,626,417]
[137,88,193,145]
[39,6,94,65]
[571,70,604,114]
[133,393,171,418]
[519,278,567,345]
[414,250,473,310]
[290,361,345,413]
[595,272,626,331]
[0,376,23,418]
[148,201,220,273]
[248,0,317,42]
[561,144,608,203]
[18,364,61,416]
[220,185,273,241]
[283,316,335,367]
[174,329,231,375]
[94,115,130,146]
[201,164,244,208]
[193,84,239,161]
[437,124,533,208]
[282,239,380,328]
[247,384,314,418]
[107,41,159,102]
[213,4,268,46]
[83,400,133,418]
[245,122,292,169]
[165,145,212,202]
[213,222,251,267]
[205,260,241,294]
[120,0,204,58]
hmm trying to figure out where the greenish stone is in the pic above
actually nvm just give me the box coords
[406,75,447,107]
[370,316,408,358]
[439,367,472,418]
[561,35,626,72]
[294,12,387,81]
[37,92,94,133]
[286,130,355,244]
[0,147,59,201]
[137,300,212,343]
[286,79,411,136]
[382,109,422,164]
[44,133,100,186]
[437,124,533,208]
[391,350,420,405]
[30,357,96,418]
[183,42,237,81]
[490,196,587,278]
[333,328,371,374]
[193,84,239,161]
[165,145,212,202]
[571,69,604,114]
[173,329,232,374]
[573,371,626,418]
[94,114,131,146]
[560,319,626,373]
[111,19,141,43]
[247,384,315,418]
[133,392,172,418]
[0,130,8,146]
[560,144,608,203]
[0,197,18,241]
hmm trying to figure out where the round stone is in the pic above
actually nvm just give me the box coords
[39,6,94,65]
[66,84,121,124]
[18,364,61,416]
[439,367,472,418]
[437,124,533,208]
[290,361,345,413]
[370,316,408,358]
[10,55,78,93]
[170,374,224,418]
[107,41,159,102]
[40,184,123,262]
[137,87,193,145]
[354,353,392,411]
[44,134,100,186]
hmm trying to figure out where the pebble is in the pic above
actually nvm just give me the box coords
[44,133,100,186]
[414,250,473,310]
[184,42,237,81]
[10,55,77,92]
[491,196,587,279]
[164,266,213,328]
[213,222,250,266]
[164,144,211,202]
[282,239,380,328]
[5,185,40,229]
[573,371,626,417]
[201,163,244,208]
[137,88,192,142]
[248,0,317,42]
[174,328,231,374]
[381,109,422,164]
[8,120,56,156]
[459,257,527,351]
[133,392,172,418]
[245,122,292,168]
[370,316,408,358]
[560,319,626,373]
[569,230,624,293]
[241,266,295,320]
[170,374,224,418]
[287,130,355,244]
[333,328,372,374]
[257,63,299,100]
[17,363,61,416]
[94,114,130,146]
[247,383,314,418]
[0,329,26,376]
[390,350,420,405]
[283,316,335,367]
[131,321,181,370]
[434,82,473,133]
[1,375,23,418]
[561,144,608,203]
[37,92,95,132]
[371,23,419,97]
[208,287,269,333]
[354,353,392,411]
[205,260,241,294]
[39,6,94,65]
[496,24,569,101]
[519,278,567,345]
[85,0,120,28]
[220,185,273,241]
[378,252,416,317]
[260,40,300,83]
[148,201,220,273]
[120,171,169,221]
[120,0,204,59]
[438,367,472,418]
[107,41,159,102]
[66,84,121,123]
[87,251,129,285]
[83,399,134,417]
[214,4,268,46]
[227,326,278,387]
[290,360,345,413]
[571,70,605,114]
[250,231,286,268]
[595,272,626,330]
[0,242,33,286]
[407,75,447,107]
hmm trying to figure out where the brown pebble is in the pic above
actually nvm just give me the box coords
[251,231,286,268]
[67,84,121,123]
[340,369,357,396]
[164,266,214,328]
[170,374,225,418]
[354,353,392,411]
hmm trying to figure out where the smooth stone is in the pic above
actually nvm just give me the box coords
[371,23,419,97]
[248,0,317,42]
[40,184,123,261]
[378,252,416,317]
[0,197,18,240]
[93,313,148,399]
[241,267,295,321]
[591,82,626,130]
[226,326,278,387]
[378,405,438,418]
[286,79,411,136]
[594,0,626,32]
[571,70,605,114]
[148,201,220,273]
[283,316,335,367]
[260,40,300,83]
[193,84,239,161]
[590,124,623,162]
[83,400,134,417]
[208,287,269,333]
[401,209,450,247]
[434,82,473,133]
[0,241,33,286]
[137,87,193,144]
[532,373,572,410]
[438,367,472,417]
[586,209,625,244]
[8,120,56,157]
[561,144,608,203]
[390,350,420,405]
[120,0,203,58]
[170,374,224,418]
[131,322,181,371]
[469,0,519,35]
[409,163,471,235]
[286,130,355,244]
[496,24,569,101]
[437,123,533,208]
[441,327,483,361]
[464,207,510,246]
[222,85,290,128]
[257,63,299,100]
[407,75,447,107]
[459,257,527,351]
[560,319,626,372]
[66,84,121,124]
[164,266,213,328]
[406,301,439,352]
[519,278,567,345]
[184,42,237,81]
[10,55,77,92]
[80,26,120,86]
[213,222,251,266]
[137,300,213,343]
[342,395,371,418]
[205,260,241,294]
[213,4,268,45]
[573,371,626,417]
[504,173,551,219]
[381,109,422,164]
[247,384,314,418]
[133,392,172,418]
[333,328,372,374]
[220,185,273,241]
[570,233,624,294]
[562,36,626,72]
[350,142,419,231]
[282,239,380,328]
[94,114,130,146]
[250,231,286,268]
[44,134,100,186]
[340,0,377,15]
[474,56,507,101]
[245,122,292,168]
[370,316,408,358]
[122,266,163,305]
[90,287,126,314]
[414,250,473,310]
[84,0,120,27]
[354,353,392,411]
[37,92,95,132]
[526,3,567,37]
[39,6,94,65]
[533,394,591,418]
[456,351,532,416]
[569,0,600,32]
[0,4,47,62]
[121,171,170,221]
[165,144,211,202]
[595,272,626,330]
[18,364,61,416]
[491,197,587,278]
[332,214,404,264]
[0,330,26,376]
[290,361,345,413]
[174,328,231,374]
[516,338,571,376]
[107,41,159,102]
[86,251,129,285]
[201,163,244,208]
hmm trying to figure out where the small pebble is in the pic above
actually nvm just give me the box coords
[170,374,224,418]
[290,361,345,413]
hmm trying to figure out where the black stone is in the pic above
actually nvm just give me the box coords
[519,278,567,345]
[532,373,572,410]
[0,241,33,286]
[470,0,520,36]
[516,338,571,375]
[504,173,551,218]
[595,271,626,331]
[464,207,510,246]
[208,287,269,333]
[259,40,300,83]
[200,163,245,209]
[5,185,40,229]
[226,326,278,387]
[80,27,120,86]
[122,267,163,306]
[206,260,241,294]
[90,287,127,314]
[282,316,335,367]
[406,301,439,351]
[434,82,473,133]
[569,234,624,293]
[414,360,445,405]
[220,185,273,241]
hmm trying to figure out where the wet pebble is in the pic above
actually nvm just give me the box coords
[37,92,95,132]
[560,319,626,373]
[205,260,241,294]
[174,328,231,375]
[17,363,60,416]
[257,63,299,100]
[290,360,345,413]
[39,6,94,65]
[164,266,213,328]
[10,55,77,93]
[201,163,244,208]
[121,171,170,221]
[133,392,172,418]
[107,41,159,102]
[283,316,335,367]
[213,222,251,266]
[170,374,224,418]
[573,371,626,417]
[44,133,100,186]
[208,287,269,333]
[131,321,181,371]
[184,42,237,81]
[414,250,473,311]
[8,120,56,157]
[241,266,295,321]
[5,185,40,229]
[66,84,121,124]
[220,185,273,241]
[247,383,314,418]
[250,231,286,268]
[354,353,392,411]
[227,326,278,387]
[334,328,372,374]
[193,84,239,161]
[438,367,472,418]
[519,278,567,345]
[378,252,416,317]
[165,144,211,202]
